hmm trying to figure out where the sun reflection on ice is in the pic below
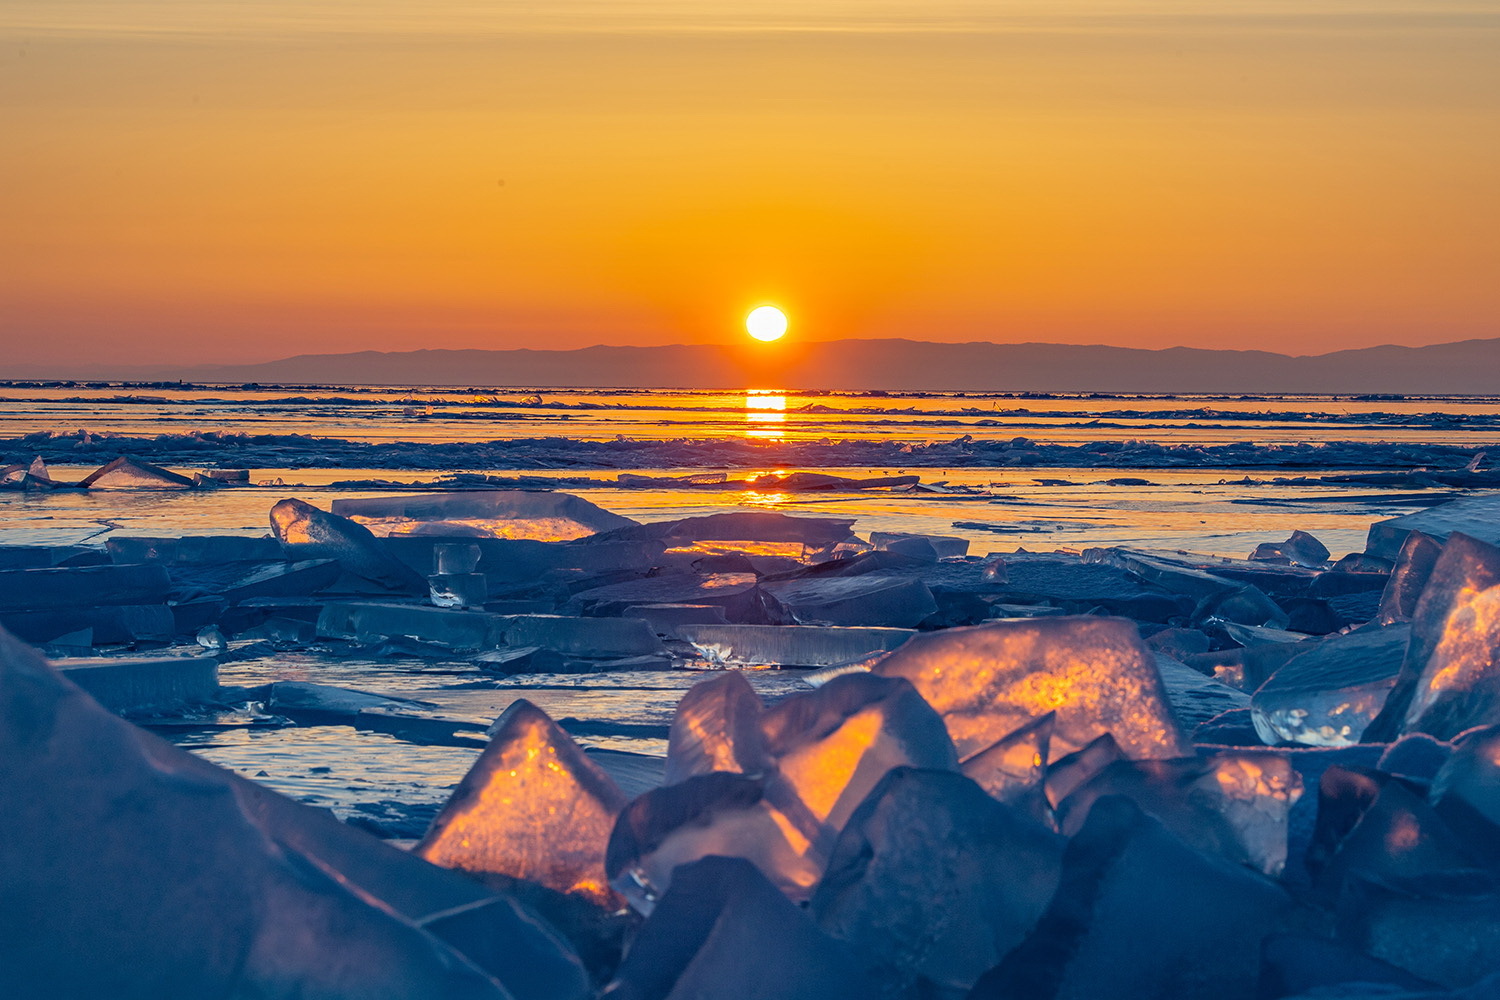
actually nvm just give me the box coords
[745,390,786,440]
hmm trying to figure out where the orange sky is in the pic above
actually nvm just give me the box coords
[1,2,1497,366]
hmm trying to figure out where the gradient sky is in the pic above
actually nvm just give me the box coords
[2,2,1497,366]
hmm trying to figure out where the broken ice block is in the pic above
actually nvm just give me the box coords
[568,571,784,625]
[870,531,969,558]
[873,616,1187,761]
[54,654,218,714]
[1193,583,1291,629]
[1430,723,1500,831]
[499,614,665,657]
[268,681,437,719]
[1250,623,1409,746]
[1368,532,1500,741]
[1055,752,1303,876]
[961,712,1052,807]
[596,510,855,548]
[760,672,959,859]
[0,627,589,1000]
[221,559,340,601]
[0,604,175,645]
[1378,530,1444,625]
[664,672,773,786]
[1367,492,1500,560]
[624,603,730,636]
[78,456,195,489]
[675,623,914,667]
[811,767,1063,995]
[1043,733,1124,809]
[434,541,482,574]
[331,490,637,541]
[430,573,488,609]
[969,796,1292,1000]
[1154,653,1251,731]
[1250,530,1331,568]
[1337,878,1500,991]
[417,699,628,905]
[762,574,938,628]
[607,772,822,912]
[317,602,504,650]
[603,856,874,1000]
[270,498,427,591]
[0,563,171,612]
[106,535,284,564]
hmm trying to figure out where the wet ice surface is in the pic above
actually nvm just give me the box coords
[183,654,813,828]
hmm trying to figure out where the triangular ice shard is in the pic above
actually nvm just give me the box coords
[960,712,1053,808]
[270,497,427,592]
[417,699,629,906]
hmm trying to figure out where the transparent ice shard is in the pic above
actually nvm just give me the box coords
[1250,624,1410,747]
[872,616,1187,761]
[602,856,874,1000]
[1430,723,1500,831]
[1055,751,1304,876]
[664,672,773,786]
[1249,530,1331,568]
[1378,531,1444,625]
[418,699,628,906]
[869,531,969,558]
[1366,493,1500,560]
[811,767,1063,995]
[78,456,195,489]
[332,490,637,541]
[270,497,427,592]
[960,712,1052,807]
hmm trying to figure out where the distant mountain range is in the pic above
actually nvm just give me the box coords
[8,337,1500,394]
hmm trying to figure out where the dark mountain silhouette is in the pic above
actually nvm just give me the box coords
[7,337,1500,394]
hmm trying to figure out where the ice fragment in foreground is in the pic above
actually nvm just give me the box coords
[1055,751,1304,876]
[602,856,874,1000]
[417,699,629,905]
[0,627,589,1000]
[1378,530,1444,625]
[1366,492,1500,560]
[1430,723,1500,831]
[811,767,1063,995]
[969,796,1292,1000]
[270,497,427,591]
[872,616,1187,760]
[1250,530,1331,568]
[664,671,773,786]
[1367,532,1500,741]
[1250,623,1409,746]
[332,489,637,540]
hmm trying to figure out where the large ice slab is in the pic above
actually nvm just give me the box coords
[762,574,937,628]
[0,563,171,612]
[872,616,1188,761]
[1250,624,1409,746]
[970,796,1292,1000]
[417,699,628,905]
[675,623,914,667]
[55,655,218,714]
[1367,492,1500,560]
[107,535,284,564]
[602,856,874,1000]
[567,572,785,625]
[332,490,637,541]
[0,627,590,1000]
[318,602,506,650]
[811,767,1063,995]
[270,497,427,592]
[0,604,175,645]
[1055,751,1304,876]
[1367,532,1500,741]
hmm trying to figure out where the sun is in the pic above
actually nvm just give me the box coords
[746,305,788,342]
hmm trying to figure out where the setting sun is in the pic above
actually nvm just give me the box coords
[746,306,788,342]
